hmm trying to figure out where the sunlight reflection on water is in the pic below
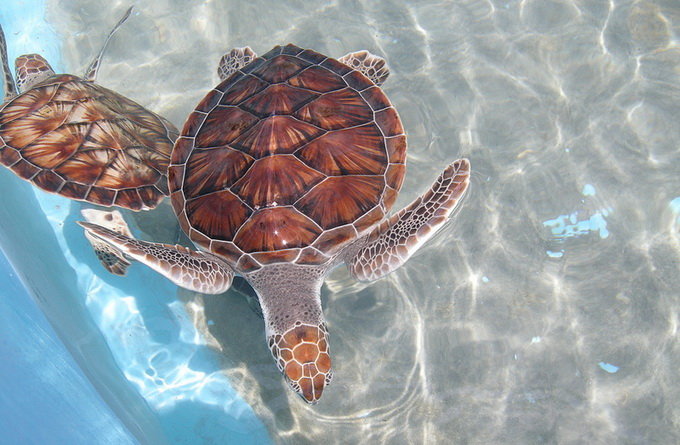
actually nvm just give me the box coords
[3,0,677,443]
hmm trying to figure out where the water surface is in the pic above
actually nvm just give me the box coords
[5,0,680,443]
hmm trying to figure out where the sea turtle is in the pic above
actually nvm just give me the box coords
[0,8,178,275]
[0,7,177,212]
[79,44,470,403]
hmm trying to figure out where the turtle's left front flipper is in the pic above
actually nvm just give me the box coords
[78,221,234,294]
[348,159,470,282]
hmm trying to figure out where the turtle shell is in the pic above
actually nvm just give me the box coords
[0,74,178,210]
[170,44,407,272]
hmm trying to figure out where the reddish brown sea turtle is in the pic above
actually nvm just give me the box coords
[80,44,470,403]
[0,7,177,213]
[0,8,178,276]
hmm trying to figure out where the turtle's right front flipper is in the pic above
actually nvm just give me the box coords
[78,221,234,294]
[84,6,133,82]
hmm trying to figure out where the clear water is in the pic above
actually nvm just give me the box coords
[2,0,679,443]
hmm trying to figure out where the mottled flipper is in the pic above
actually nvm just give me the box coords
[339,50,389,86]
[218,47,257,81]
[0,24,17,102]
[349,159,470,282]
[81,209,132,276]
[78,221,234,294]
[84,6,133,82]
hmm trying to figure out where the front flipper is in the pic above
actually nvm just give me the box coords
[81,209,132,276]
[217,47,257,81]
[0,24,17,101]
[84,7,133,82]
[78,221,234,294]
[339,50,389,86]
[349,159,470,282]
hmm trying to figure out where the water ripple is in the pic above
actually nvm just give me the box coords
[35,0,680,443]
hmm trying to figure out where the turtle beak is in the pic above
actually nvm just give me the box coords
[268,323,333,404]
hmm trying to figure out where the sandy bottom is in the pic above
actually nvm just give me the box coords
[11,0,679,442]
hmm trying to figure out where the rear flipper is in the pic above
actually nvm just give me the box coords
[339,50,389,86]
[348,159,470,282]
[81,209,132,276]
[78,221,234,294]
[218,47,257,81]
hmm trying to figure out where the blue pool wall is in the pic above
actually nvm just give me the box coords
[0,2,271,443]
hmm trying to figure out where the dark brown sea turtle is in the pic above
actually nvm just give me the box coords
[80,44,470,403]
[0,7,177,213]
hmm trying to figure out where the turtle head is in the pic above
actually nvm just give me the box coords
[15,54,54,93]
[253,266,333,403]
[268,322,333,404]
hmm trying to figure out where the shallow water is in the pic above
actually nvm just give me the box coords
[2,0,679,443]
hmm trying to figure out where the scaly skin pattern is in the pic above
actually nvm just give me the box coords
[78,222,234,294]
[244,262,332,403]
[81,209,133,276]
[349,159,470,282]
[0,25,17,101]
[85,231,132,276]
[268,323,333,404]
[217,47,256,81]
[338,50,390,86]
[14,54,54,93]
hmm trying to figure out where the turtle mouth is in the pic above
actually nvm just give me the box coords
[287,369,333,405]
[268,323,333,403]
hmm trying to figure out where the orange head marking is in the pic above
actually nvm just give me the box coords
[269,323,333,404]
[15,54,55,93]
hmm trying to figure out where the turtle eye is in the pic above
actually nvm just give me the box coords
[15,54,55,92]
